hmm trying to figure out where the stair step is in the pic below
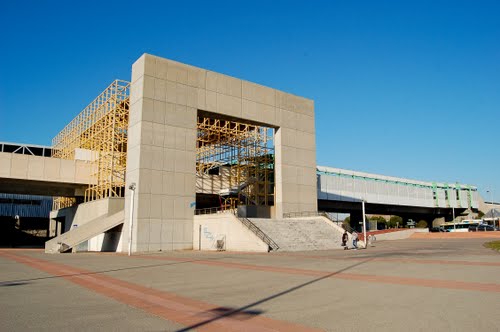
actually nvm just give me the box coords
[249,217,344,252]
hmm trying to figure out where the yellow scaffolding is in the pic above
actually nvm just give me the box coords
[52,80,130,209]
[197,115,274,208]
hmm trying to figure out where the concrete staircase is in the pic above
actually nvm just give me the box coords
[45,210,124,253]
[249,217,345,251]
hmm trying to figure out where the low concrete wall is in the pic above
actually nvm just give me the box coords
[368,228,425,241]
[193,213,268,252]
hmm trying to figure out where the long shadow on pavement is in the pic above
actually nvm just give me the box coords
[176,258,373,332]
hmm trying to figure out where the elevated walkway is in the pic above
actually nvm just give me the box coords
[45,210,124,253]
[317,165,477,208]
[0,152,94,196]
[250,217,345,251]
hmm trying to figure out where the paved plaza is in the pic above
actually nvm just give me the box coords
[1,236,500,331]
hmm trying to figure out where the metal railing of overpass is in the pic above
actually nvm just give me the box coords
[0,142,52,157]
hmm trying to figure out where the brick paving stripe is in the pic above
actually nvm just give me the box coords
[0,250,322,332]
[139,255,500,293]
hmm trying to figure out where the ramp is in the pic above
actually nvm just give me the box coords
[45,210,124,253]
[250,217,345,251]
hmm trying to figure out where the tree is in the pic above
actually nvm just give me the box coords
[416,220,428,228]
[342,216,350,230]
[369,216,387,223]
[369,216,387,229]
[388,215,403,228]
[477,211,485,219]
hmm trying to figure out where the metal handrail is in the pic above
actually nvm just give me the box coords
[283,211,324,218]
[285,210,352,232]
[194,207,222,215]
[318,211,355,232]
[237,217,279,252]
[194,206,279,251]
[194,207,237,215]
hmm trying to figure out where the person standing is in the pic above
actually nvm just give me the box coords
[342,231,349,250]
[352,231,358,250]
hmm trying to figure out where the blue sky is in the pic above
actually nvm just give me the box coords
[1,1,499,203]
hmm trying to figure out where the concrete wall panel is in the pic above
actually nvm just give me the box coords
[242,81,275,106]
[0,153,11,177]
[149,218,162,251]
[160,221,174,251]
[193,213,268,252]
[27,155,45,180]
[11,154,29,179]
[124,53,316,252]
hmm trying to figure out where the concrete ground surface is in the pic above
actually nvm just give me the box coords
[1,237,500,332]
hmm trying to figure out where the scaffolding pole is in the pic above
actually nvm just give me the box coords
[51,80,130,209]
[196,115,275,209]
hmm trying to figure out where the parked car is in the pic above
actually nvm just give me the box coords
[468,224,498,232]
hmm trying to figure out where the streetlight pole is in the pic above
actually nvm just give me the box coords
[489,190,494,227]
[452,207,455,231]
[362,199,367,249]
[128,183,136,256]
[486,190,491,226]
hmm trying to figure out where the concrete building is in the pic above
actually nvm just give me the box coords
[0,54,486,254]
[39,53,317,253]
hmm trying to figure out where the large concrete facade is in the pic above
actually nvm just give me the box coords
[124,54,317,252]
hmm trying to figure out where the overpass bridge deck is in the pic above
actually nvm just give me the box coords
[0,152,94,197]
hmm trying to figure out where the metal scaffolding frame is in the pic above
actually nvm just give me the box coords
[52,80,130,208]
[196,115,275,209]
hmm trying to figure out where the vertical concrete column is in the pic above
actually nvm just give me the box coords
[48,218,57,237]
[124,54,197,252]
[274,92,317,218]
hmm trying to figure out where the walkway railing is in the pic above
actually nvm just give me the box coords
[283,211,325,218]
[284,210,351,230]
[194,207,236,215]
[315,211,354,231]
[237,217,279,252]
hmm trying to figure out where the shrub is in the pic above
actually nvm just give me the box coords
[416,220,428,228]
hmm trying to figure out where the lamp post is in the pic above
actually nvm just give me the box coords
[452,207,455,231]
[486,190,490,226]
[362,199,367,249]
[128,182,136,256]
[487,190,494,227]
